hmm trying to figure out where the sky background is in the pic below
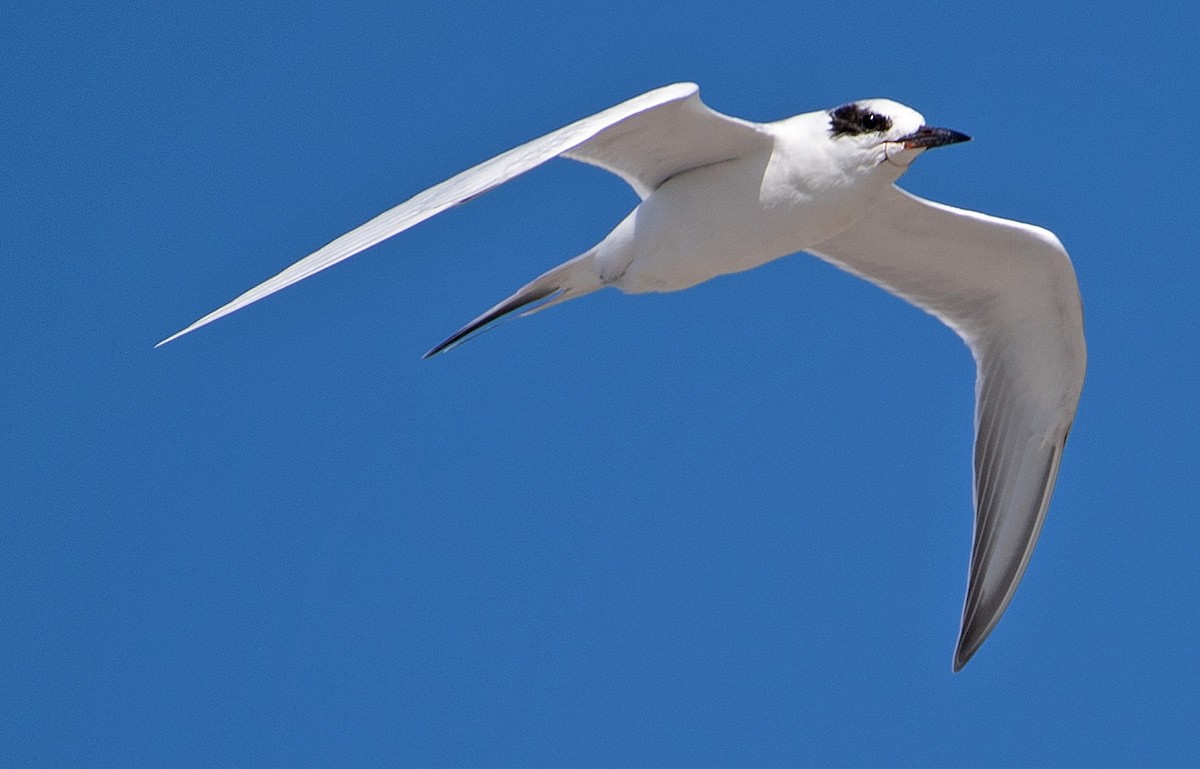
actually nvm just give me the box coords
[4,1,1198,766]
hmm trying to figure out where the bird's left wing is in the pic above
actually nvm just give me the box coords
[807,185,1086,669]
[158,83,769,346]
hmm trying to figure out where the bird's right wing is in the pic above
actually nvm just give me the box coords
[808,185,1086,670]
[158,83,770,346]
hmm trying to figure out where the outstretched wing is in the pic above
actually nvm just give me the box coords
[158,83,770,346]
[807,185,1086,670]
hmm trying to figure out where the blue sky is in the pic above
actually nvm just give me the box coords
[4,1,1198,766]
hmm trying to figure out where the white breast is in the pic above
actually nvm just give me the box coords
[609,116,904,294]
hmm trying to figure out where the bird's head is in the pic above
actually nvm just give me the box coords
[826,99,970,171]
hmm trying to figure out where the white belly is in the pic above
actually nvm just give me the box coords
[604,149,892,294]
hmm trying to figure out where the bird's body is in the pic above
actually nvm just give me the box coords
[598,108,908,294]
[160,84,1085,670]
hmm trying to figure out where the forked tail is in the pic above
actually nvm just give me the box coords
[423,251,604,358]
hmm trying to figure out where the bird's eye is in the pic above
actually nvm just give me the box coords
[861,112,886,131]
[829,105,893,137]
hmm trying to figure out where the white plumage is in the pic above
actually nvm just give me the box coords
[160,84,1086,670]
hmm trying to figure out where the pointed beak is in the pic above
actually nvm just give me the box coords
[899,125,971,150]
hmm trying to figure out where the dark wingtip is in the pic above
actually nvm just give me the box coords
[953,625,987,672]
[423,316,489,357]
[421,284,560,360]
[422,334,462,359]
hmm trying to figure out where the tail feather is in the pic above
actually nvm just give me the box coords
[423,252,602,358]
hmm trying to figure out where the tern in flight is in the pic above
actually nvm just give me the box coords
[160,83,1086,670]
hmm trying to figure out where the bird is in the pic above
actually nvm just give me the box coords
[159,83,1086,670]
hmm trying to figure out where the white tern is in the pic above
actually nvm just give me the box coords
[159,83,1086,670]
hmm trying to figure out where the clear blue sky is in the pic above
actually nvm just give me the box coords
[4,1,1197,766]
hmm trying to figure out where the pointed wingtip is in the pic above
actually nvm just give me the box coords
[952,637,974,672]
[953,626,987,672]
[155,328,187,348]
[422,282,563,360]
[155,318,207,348]
[420,325,477,358]
[422,326,474,359]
